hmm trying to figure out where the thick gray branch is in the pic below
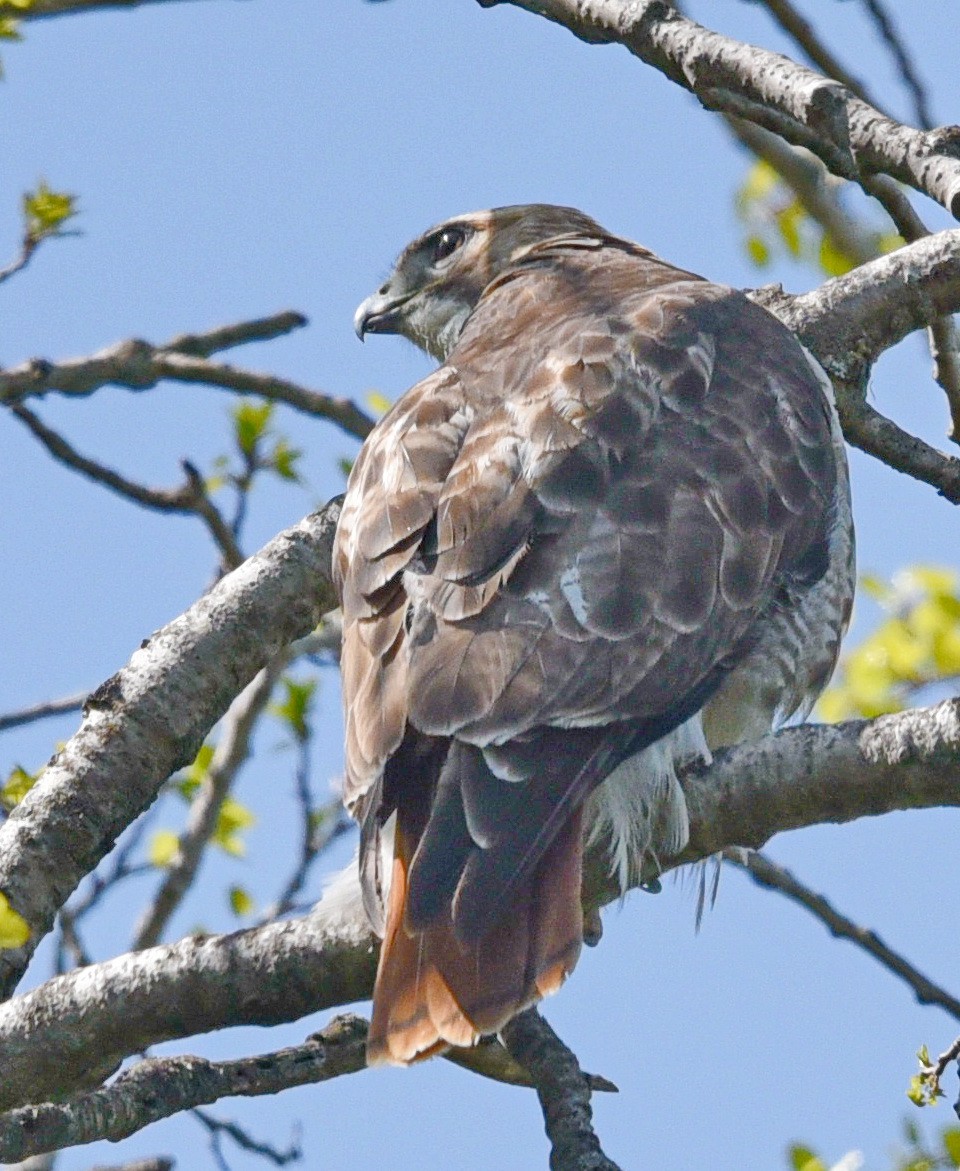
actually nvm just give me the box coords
[502,1009,622,1171]
[0,1016,367,1165]
[755,230,960,502]
[0,500,342,999]
[0,900,377,1112]
[2,699,959,1111]
[782,230,960,372]
[481,0,960,218]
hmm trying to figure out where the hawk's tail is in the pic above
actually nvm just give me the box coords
[367,805,584,1066]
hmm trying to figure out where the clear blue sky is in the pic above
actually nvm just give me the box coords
[2,2,960,1168]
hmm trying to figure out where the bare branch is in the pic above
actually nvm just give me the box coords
[726,849,960,1019]
[749,0,879,112]
[0,320,373,441]
[857,0,935,129]
[161,312,307,358]
[3,698,960,1110]
[480,1,960,217]
[757,229,960,501]
[191,1110,299,1168]
[0,239,40,287]
[0,694,87,734]
[0,500,342,999]
[10,406,244,569]
[0,1016,367,1164]
[132,632,326,951]
[730,5,960,437]
[502,1009,622,1171]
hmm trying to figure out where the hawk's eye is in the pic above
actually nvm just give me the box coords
[430,228,466,265]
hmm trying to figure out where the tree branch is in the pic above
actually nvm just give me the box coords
[480,0,960,217]
[0,499,342,1000]
[0,315,373,441]
[11,406,244,569]
[856,0,935,130]
[502,1009,622,1171]
[2,699,960,1110]
[191,1108,299,1169]
[753,229,960,501]
[0,693,87,734]
[131,631,327,951]
[726,849,960,1020]
[0,1016,367,1164]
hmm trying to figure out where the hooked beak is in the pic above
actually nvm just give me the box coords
[353,290,409,341]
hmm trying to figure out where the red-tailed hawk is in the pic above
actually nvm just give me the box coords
[335,204,854,1065]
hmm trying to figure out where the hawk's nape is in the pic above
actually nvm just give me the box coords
[335,204,855,1065]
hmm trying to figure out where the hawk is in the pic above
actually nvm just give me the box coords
[335,204,854,1065]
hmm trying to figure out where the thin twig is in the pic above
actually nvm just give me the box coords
[857,0,935,129]
[726,850,960,1020]
[0,1017,368,1164]
[192,1109,300,1168]
[0,693,87,733]
[0,318,373,440]
[751,0,879,111]
[57,819,154,974]
[11,405,244,568]
[0,240,40,287]
[131,649,290,950]
[132,630,330,950]
[502,1009,622,1171]
[162,312,307,358]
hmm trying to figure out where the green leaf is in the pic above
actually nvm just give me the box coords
[228,885,255,917]
[775,201,804,258]
[270,437,302,483]
[149,829,180,868]
[746,234,770,267]
[1,764,39,811]
[233,400,274,457]
[337,456,354,480]
[737,159,779,211]
[213,797,255,856]
[788,1144,827,1171]
[177,741,215,800]
[907,1075,928,1107]
[270,676,317,742]
[818,232,857,278]
[366,390,392,416]
[860,573,892,603]
[23,181,78,241]
[0,17,22,40]
[942,1128,960,1166]
[0,892,29,949]
[878,231,905,254]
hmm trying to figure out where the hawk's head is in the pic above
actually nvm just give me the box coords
[353,203,605,361]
